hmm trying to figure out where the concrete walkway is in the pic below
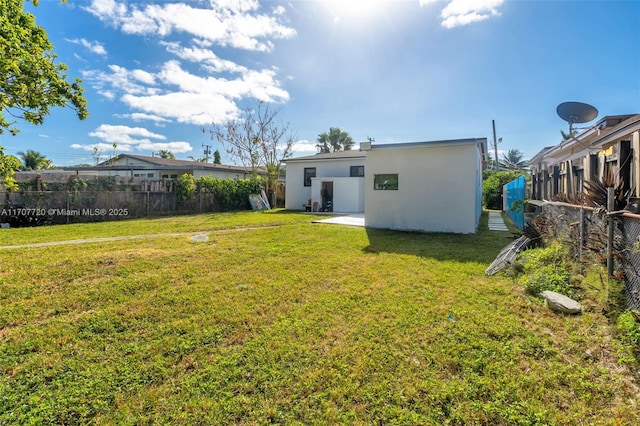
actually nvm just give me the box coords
[488,212,509,231]
[313,213,365,227]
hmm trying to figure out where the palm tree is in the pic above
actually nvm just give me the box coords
[316,127,354,153]
[561,129,577,141]
[500,149,527,170]
[17,150,51,170]
[158,150,175,159]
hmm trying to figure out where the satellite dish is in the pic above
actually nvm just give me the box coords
[556,101,598,132]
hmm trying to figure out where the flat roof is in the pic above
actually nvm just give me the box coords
[371,138,487,150]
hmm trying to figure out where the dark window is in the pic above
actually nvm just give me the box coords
[304,167,316,187]
[162,174,169,179]
[374,174,398,190]
[350,165,365,177]
[147,173,154,178]
[170,174,178,179]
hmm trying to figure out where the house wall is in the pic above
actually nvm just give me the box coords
[285,158,366,210]
[310,177,364,213]
[193,170,249,180]
[365,143,480,233]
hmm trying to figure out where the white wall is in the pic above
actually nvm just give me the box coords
[310,177,364,213]
[193,170,246,180]
[285,158,366,210]
[365,143,481,233]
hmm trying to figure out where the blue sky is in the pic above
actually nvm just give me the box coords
[2,0,639,166]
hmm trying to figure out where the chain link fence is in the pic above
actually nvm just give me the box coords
[534,202,640,310]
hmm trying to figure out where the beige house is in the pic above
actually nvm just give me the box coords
[93,154,256,180]
[528,114,640,201]
[14,154,258,185]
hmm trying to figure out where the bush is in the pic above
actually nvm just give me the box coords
[519,243,573,297]
[175,174,196,204]
[483,170,525,210]
[195,176,264,211]
[616,311,640,366]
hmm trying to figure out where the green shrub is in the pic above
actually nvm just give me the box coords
[175,174,196,204]
[195,176,264,211]
[519,244,573,296]
[482,170,525,210]
[616,311,640,366]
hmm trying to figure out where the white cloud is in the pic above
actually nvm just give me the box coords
[114,113,171,123]
[440,0,504,29]
[419,0,438,5]
[65,38,108,56]
[82,65,160,99]
[291,140,317,155]
[135,141,193,153]
[88,59,289,126]
[160,41,247,73]
[72,124,193,154]
[70,142,128,152]
[89,124,167,145]
[81,1,293,130]
[85,0,296,52]
[273,5,286,15]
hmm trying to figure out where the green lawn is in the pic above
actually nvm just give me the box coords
[1,211,638,425]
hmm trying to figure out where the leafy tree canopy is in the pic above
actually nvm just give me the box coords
[0,145,22,190]
[316,127,354,153]
[1,0,88,135]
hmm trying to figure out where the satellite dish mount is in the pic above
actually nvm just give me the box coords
[556,101,598,134]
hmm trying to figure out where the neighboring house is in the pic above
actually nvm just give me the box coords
[93,154,256,180]
[527,114,640,201]
[285,138,488,234]
[13,154,258,184]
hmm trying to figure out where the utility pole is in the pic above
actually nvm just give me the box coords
[201,144,211,163]
[492,120,500,170]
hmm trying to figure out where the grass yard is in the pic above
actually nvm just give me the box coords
[0,211,638,425]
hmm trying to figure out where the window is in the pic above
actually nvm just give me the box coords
[374,174,398,190]
[304,167,316,187]
[162,174,169,179]
[147,173,154,178]
[350,165,365,177]
[170,174,178,179]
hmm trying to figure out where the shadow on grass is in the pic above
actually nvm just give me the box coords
[363,212,517,264]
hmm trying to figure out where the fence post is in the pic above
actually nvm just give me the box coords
[579,207,585,274]
[607,187,615,277]
[146,191,150,218]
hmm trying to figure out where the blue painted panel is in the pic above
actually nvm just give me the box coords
[504,176,525,230]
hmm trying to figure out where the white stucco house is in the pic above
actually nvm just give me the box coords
[285,138,488,234]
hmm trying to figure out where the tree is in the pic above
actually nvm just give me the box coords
[483,170,526,210]
[0,145,22,191]
[1,0,89,135]
[206,101,295,207]
[158,150,175,159]
[17,149,50,170]
[316,127,354,153]
[213,149,221,164]
[500,149,527,170]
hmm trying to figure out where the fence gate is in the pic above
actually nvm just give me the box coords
[504,175,525,230]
